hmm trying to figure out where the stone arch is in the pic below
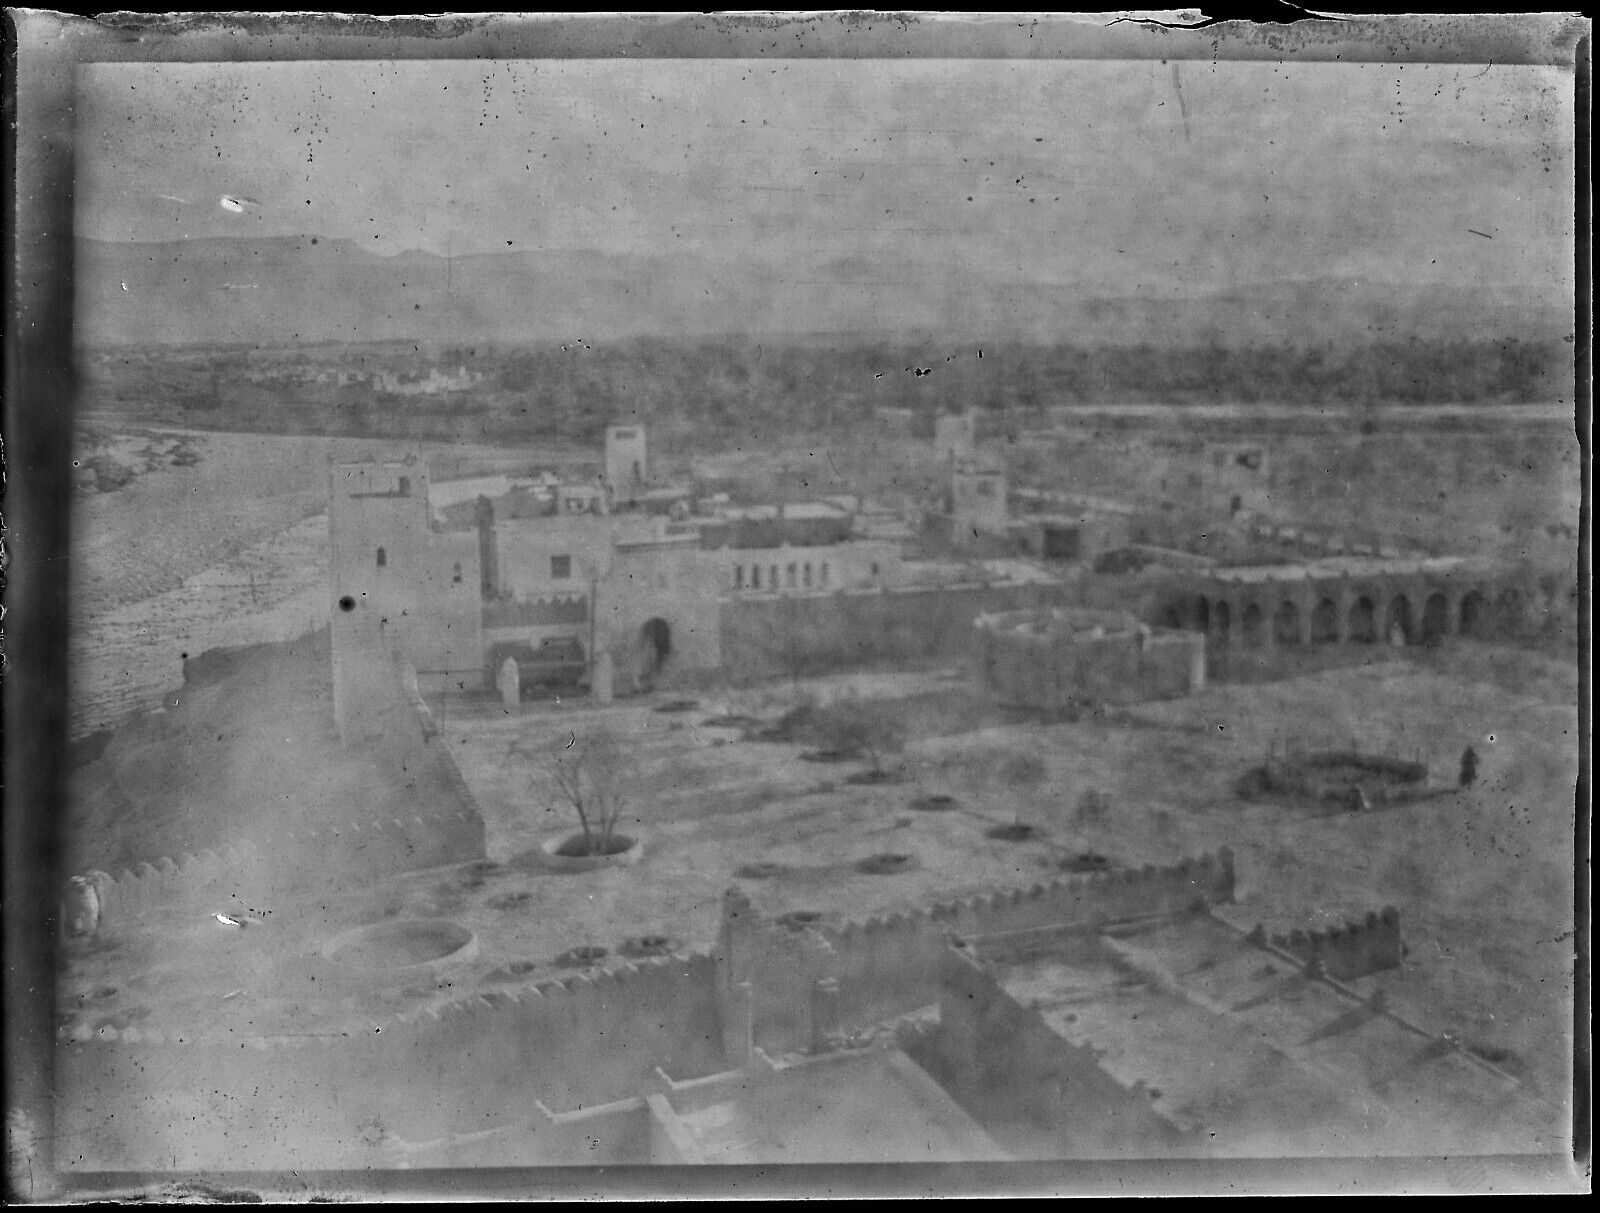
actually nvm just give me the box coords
[1211,598,1231,646]
[1310,597,1339,644]
[1159,602,1184,630]
[1459,588,1487,637]
[1273,599,1302,647]
[1348,596,1377,644]
[1385,594,1413,647]
[1241,602,1264,648]
[638,617,672,688]
[1420,592,1450,646]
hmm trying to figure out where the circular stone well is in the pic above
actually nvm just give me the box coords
[1244,750,1430,806]
[322,919,478,973]
[539,833,644,872]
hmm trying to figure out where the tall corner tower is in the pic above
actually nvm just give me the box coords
[328,455,432,742]
[605,422,649,501]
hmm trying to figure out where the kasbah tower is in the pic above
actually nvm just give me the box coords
[328,455,483,743]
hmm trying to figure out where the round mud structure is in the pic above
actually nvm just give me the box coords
[555,945,609,969]
[844,768,907,786]
[799,748,858,764]
[987,822,1041,842]
[776,910,825,932]
[1247,750,1429,807]
[540,833,643,872]
[619,935,677,958]
[654,699,700,714]
[323,919,478,973]
[735,861,789,880]
[1060,852,1113,873]
[856,853,917,876]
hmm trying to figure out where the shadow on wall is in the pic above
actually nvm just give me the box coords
[905,949,1189,1159]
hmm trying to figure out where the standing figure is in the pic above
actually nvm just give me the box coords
[61,874,101,939]
[1459,745,1479,789]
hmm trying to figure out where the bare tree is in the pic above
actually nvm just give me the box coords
[540,728,633,856]
[810,698,906,776]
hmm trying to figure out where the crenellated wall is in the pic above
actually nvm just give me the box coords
[55,952,728,1171]
[1253,907,1403,981]
[77,660,485,932]
[719,851,1236,1055]
[905,947,1188,1158]
[716,579,1074,684]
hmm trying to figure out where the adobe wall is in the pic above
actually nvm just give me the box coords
[1254,907,1403,981]
[54,953,727,1171]
[82,664,484,930]
[973,615,1205,709]
[720,851,1235,1056]
[717,579,1073,683]
[905,949,1187,1158]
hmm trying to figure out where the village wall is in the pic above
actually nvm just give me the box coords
[1256,907,1404,981]
[903,948,1187,1158]
[55,953,727,1171]
[716,579,1073,683]
[81,668,484,930]
[973,614,1205,709]
[720,851,1235,1055]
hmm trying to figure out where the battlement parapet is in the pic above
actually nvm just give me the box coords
[1263,907,1403,981]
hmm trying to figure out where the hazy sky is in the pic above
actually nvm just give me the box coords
[77,58,1575,296]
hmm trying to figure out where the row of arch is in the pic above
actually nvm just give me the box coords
[1159,584,1531,650]
[733,559,833,592]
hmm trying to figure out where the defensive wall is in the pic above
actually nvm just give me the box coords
[55,952,728,1171]
[60,851,1233,1169]
[903,948,1188,1158]
[1147,556,1551,654]
[74,660,484,932]
[1248,908,1404,982]
[971,607,1206,709]
[713,578,1074,684]
[719,850,1236,1056]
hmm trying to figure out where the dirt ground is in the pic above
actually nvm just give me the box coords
[54,417,1579,1164]
[59,632,1575,1162]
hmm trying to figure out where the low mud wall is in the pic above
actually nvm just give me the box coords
[904,949,1188,1158]
[721,851,1235,1056]
[55,952,726,1170]
[1253,907,1404,981]
[717,579,1073,682]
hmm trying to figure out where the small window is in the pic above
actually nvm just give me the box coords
[397,476,411,496]
[735,565,745,589]
[803,562,812,588]
[786,564,797,588]
[751,566,761,589]
[871,562,881,576]
[376,547,387,568]
[551,555,572,580]
[820,562,830,586]
[770,565,779,589]
[452,562,463,584]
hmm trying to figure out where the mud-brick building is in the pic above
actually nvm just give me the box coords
[972,606,1206,710]
[1144,554,1546,654]
[330,457,484,741]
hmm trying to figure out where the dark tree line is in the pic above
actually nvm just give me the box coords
[90,335,1568,442]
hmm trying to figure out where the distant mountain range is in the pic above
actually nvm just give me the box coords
[75,236,1571,349]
